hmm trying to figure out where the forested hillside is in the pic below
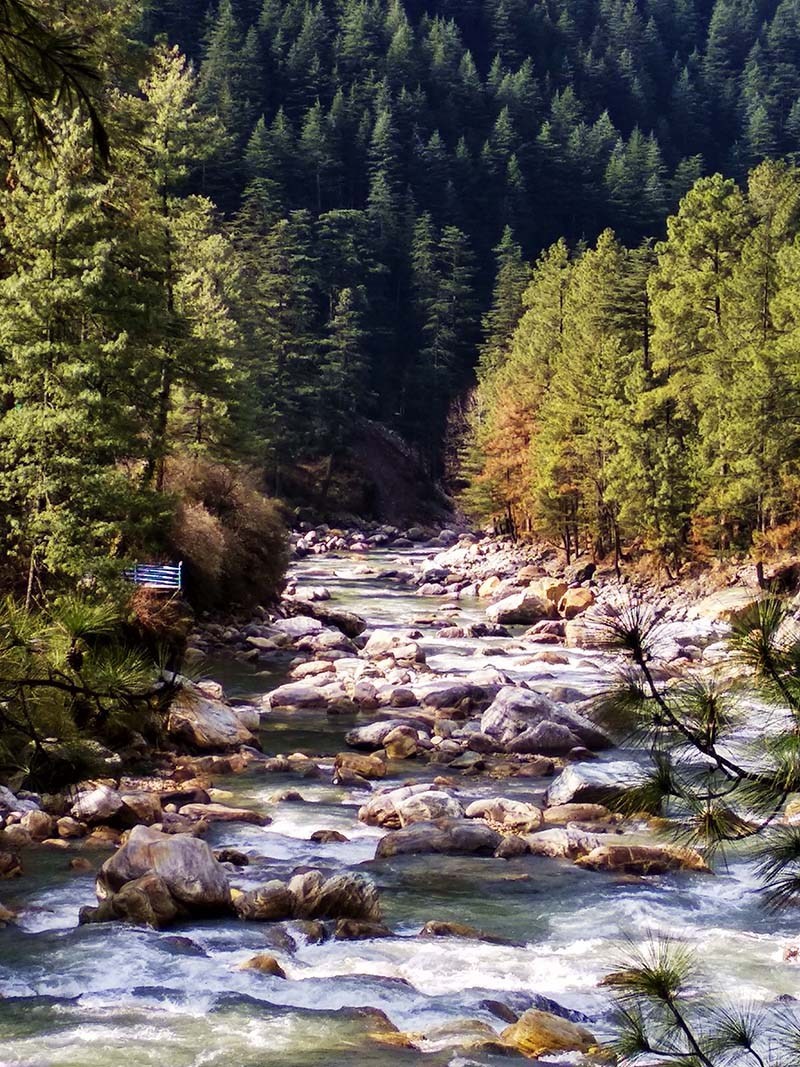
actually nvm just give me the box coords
[464,162,800,565]
[144,0,800,473]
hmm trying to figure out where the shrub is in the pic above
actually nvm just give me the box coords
[165,458,289,612]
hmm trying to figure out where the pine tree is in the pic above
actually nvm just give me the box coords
[479,226,531,375]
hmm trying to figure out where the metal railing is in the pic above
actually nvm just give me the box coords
[124,562,183,591]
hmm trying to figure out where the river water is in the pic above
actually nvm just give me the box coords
[0,550,797,1065]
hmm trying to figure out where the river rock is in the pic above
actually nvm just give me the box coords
[481,687,611,751]
[465,798,543,830]
[272,615,324,638]
[266,683,327,709]
[334,918,393,940]
[108,873,180,928]
[558,587,595,619]
[486,591,558,625]
[545,761,646,806]
[233,881,296,921]
[383,726,419,759]
[56,815,86,840]
[396,791,464,825]
[506,721,584,756]
[364,630,425,663]
[563,619,601,649]
[287,601,367,638]
[334,752,386,780]
[178,803,271,826]
[543,803,612,825]
[346,721,409,750]
[20,809,55,840]
[240,953,286,977]
[574,843,710,875]
[119,793,162,827]
[296,871,381,921]
[359,783,436,827]
[375,818,502,859]
[96,825,231,914]
[501,1009,596,1057]
[0,851,22,878]
[495,834,530,858]
[523,828,601,859]
[0,786,39,814]
[71,785,124,825]
[167,689,256,751]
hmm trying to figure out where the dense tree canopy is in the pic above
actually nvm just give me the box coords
[464,160,800,564]
[141,0,800,474]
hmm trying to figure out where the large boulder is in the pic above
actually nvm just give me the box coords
[105,873,179,928]
[96,825,231,914]
[0,851,22,878]
[167,689,256,751]
[545,761,646,807]
[363,630,425,663]
[266,683,327,709]
[334,752,387,780]
[346,720,412,750]
[558,587,595,619]
[574,844,710,875]
[383,726,419,759]
[465,798,543,831]
[20,809,56,840]
[505,721,584,756]
[523,828,601,859]
[359,783,437,828]
[289,601,368,638]
[487,591,558,626]
[71,785,124,825]
[287,869,381,921]
[501,1009,596,1058]
[375,818,502,859]
[395,791,464,826]
[481,687,611,751]
[178,803,271,826]
[233,881,296,921]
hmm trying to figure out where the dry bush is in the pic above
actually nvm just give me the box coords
[165,458,289,611]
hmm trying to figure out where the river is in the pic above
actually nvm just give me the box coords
[0,549,796,1065]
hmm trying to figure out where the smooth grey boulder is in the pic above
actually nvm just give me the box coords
[545,761,646,807]
[96,825,231,914]
[71,785,124,825]
[345,720,412,750]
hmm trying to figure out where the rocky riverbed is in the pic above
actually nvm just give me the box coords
[1,533,798,1065]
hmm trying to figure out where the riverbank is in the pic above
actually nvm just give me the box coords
[1,540,798,1065]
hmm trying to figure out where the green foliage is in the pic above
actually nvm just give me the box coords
[0,593,170,790]
[597,592,800,902]
[464,161,800,563]
[608,935,800,1065]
